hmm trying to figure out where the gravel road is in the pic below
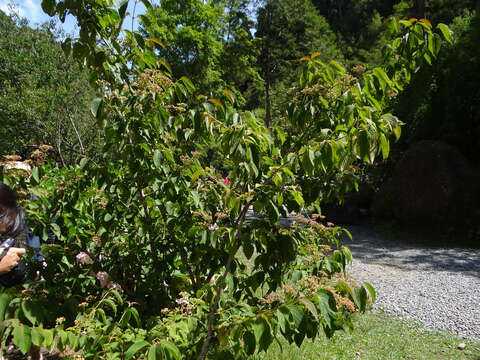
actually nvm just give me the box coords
[344,226,480,341]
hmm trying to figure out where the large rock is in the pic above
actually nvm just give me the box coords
[372,141,480,226]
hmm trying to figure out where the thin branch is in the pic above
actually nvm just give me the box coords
[132,0,138,33]
[68,114,86,154]
[196,201,251,360]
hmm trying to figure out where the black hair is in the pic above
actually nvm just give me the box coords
[0,182,25,239]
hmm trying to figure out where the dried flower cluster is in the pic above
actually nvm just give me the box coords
[76,251,94,265]
[135,69,173,96]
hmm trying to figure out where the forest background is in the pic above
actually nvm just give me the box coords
[1,0,479,168]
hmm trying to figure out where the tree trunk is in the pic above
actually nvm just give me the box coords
[265,75,271,128]
[264,3,272,127]
[413,0,426,18]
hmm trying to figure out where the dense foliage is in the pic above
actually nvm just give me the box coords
[393,10,480,166]
[0,1,451,358]
[0,11,99,165]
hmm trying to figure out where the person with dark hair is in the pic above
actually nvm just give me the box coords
[0,182,43,358]
[0,182,27,278]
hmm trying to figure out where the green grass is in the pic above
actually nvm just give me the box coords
[255,311,480,360]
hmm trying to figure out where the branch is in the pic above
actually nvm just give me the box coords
[196,202,251,360]
[68,114,86,155]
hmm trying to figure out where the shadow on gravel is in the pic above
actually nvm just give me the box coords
[343,225,480,278]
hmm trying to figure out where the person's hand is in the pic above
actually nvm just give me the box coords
[0,248,26,275]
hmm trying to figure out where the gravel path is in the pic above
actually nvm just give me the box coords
[344,226,480,341]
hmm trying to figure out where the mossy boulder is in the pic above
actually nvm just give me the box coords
[372,140,480,227]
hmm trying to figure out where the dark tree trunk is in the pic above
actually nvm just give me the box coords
[413,0,426,18]
[265,74,271,127]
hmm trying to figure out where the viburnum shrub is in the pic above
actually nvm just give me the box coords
[0,2,452,359]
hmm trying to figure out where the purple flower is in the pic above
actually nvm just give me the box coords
[208,223,219,231]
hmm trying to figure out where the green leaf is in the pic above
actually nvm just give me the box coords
[363,282,377,303]
[110,290,124,306]
[300,298,318,318]
[153,150,163,168]
[291,189,304,207]
[437,23,453,44]
[243,331,256,355]
[161,341,181,360]
[222,89,236,104]
[42,329,54,347]
[379,133,390,159]
[294,330,305,347]
[287,305,304,328]
[158,58,172,73]
[147,343,163,360]
[373,67,391,90]
[252,317,266,344]
[30,327,44,347]
[68,332,79,350]
[357,131,370,162]
[58,330,68,347]
[329,60,345,74]
[101,298,117,315]
[147,37,165,48]
[126,340,150,360]
[180,76,195,93]
[140,0,153,9]
[316,291,335,328]
[128,307,141,327]
[251,317,272,352]
[61,38,72,57]
[148,342,179,360]
[400,20,413,28]
[302,149,314,175]
[423,52,432,65]
[21,301,45,326]
[90,98,103,118]
[276,307,288,333]
[353,286,368,312]
[243,242,254,260]
[41,0,56,15]
[393,125,402,141]
[32,167,40,183]
[79,157,89,170]
[51,223,61,238]
[0,293,11,321]
[13,324,32,354]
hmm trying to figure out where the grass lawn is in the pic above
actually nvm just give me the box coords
[255,311,480,360]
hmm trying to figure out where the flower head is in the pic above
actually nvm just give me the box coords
[96,271,110,288]
[76,252,93,265]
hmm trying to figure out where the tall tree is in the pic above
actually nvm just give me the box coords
[256,0,342,125]
[142,0,226,94]
[218,0,263,108]
[143,0,262,106]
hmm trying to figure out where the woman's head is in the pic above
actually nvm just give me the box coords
[0,182,24,238]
